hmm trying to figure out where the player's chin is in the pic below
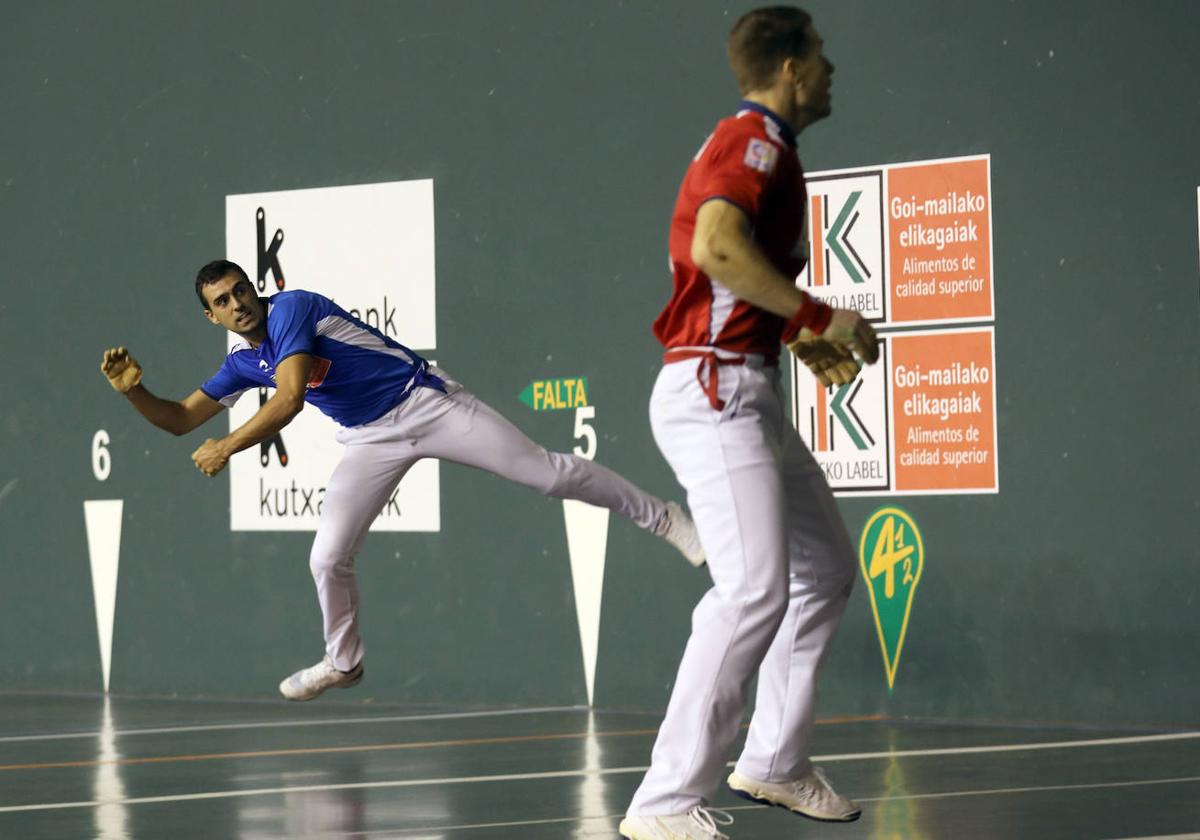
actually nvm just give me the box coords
[803,102,833,123]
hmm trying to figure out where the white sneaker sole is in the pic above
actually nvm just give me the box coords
[617,821,673,840]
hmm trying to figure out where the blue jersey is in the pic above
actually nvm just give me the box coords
[200,290,437,428]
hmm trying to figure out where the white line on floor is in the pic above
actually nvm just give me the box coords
[0,766,646,813]
[0,705,589,743]
[1,763,1198,815]
[814,730,1200,762]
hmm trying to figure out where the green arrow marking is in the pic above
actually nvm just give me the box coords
[830,382,868,451]
[518,382,536,409]
[826,190,866,284]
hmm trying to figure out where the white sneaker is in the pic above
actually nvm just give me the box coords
[619,806,734,839]
[654,501,706,567]
[279,655,364,701]
[727,767,861,822]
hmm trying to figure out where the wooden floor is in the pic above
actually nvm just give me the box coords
[0,693,1197,839]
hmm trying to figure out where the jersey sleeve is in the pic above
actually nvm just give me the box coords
[693,123,781,222]
[267,293,319,363]
[200,357,252,408]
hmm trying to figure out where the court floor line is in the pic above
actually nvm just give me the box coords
[817,730,1200,760]
[1,770,1196,817]
[0,728,662,772]
[2,726,1197,773]
[0,710,888,744]
[0,710,885,745]
[0,705,591,744]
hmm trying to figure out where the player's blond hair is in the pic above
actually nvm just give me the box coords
[726,6,813,95]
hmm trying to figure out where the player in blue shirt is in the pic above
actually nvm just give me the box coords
[100,259,705,700]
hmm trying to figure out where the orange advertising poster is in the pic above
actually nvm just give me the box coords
[792,154,999,497]
[890,329,997,492]
[887,158,992,323]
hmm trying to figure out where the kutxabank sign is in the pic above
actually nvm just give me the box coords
[223,180,440,531]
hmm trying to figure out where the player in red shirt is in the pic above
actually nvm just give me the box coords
[621,8,878,840]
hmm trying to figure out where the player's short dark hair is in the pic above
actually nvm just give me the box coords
[726,6,814,94]
[195,259,250,309]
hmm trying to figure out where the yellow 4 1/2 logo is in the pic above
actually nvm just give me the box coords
[859,507,924,691]
[869,514,916,598]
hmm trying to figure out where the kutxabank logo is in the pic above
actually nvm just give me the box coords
[224,179,440,532]
[257,206,285,293]
[257,208,290,470]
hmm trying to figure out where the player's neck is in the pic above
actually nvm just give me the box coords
[741,90,805,137]
[238,327,267,348]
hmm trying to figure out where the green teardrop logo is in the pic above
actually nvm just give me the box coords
[859,507,924,691]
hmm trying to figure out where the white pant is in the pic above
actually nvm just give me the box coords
[628,355,856,816]
[309,370,667,672]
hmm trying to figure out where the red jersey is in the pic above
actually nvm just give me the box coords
[654,103,809,362]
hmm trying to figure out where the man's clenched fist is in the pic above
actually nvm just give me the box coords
[101,347,143,393]
[191,438,230,477]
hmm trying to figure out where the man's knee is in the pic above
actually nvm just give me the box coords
[309,533,356,579]
[534,450,583,497]
[721,585,789,638]
[759,587,790,626]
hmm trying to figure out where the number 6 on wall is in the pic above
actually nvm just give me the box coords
[573,406,597,460]
[92,430,111,481]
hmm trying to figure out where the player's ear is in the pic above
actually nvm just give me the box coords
[203,308,219,326]
[779,56,802,87]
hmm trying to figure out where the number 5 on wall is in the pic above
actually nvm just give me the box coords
[573,406,597,460]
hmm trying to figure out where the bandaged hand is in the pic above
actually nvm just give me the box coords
[780,298,880,383]
[101,347,143,393]
[787,333,862,387]
[822,309,880,365]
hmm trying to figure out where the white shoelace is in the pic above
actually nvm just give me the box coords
[686,806,734,839]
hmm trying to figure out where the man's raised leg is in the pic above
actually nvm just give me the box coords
[413,384,704,565]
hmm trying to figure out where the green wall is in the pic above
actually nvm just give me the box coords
[1,0,1197,727]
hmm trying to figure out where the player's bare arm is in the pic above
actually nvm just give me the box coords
[692,198,813,319]
[101,347,225,435]
[191,352,311,477]
[692,199,879,380]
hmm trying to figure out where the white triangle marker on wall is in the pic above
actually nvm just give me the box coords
[84,500,123,694]
[562,499,609,707]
